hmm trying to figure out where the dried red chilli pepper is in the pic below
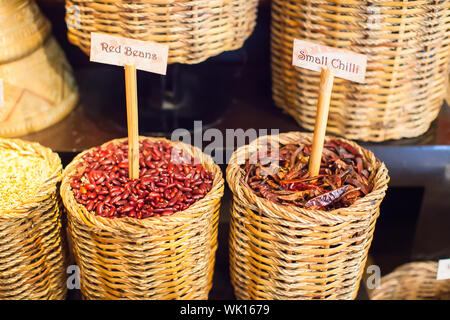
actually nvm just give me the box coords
[305,185,350,209]
[70,140,214,219]
[244,140,373,211]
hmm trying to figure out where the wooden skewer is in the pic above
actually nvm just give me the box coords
[308,67,334,178]
[124,64,139,180]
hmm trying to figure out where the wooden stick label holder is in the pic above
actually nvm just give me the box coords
[90,32,169,179]
[292,39,367,177]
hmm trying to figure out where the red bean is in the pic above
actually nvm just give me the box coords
[71,182,81,189]
[96,201,105,215]
[122,206,134,213]
[86,200,95,212]
[110,190,122,198]
[87,192,97,199]
[111,195,122,204]
[118,162,128,169]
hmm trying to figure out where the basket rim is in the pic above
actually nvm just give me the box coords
[0,137,62,216]
[61,136,224,233]
[226,131,389,223]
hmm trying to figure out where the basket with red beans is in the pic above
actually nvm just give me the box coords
[61,137,224,300]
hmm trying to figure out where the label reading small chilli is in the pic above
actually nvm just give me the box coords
[0,79,4,108]
[437,259,450,280]
[90,32,169,75]
[292,39,367,83]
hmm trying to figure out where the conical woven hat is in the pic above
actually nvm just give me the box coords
[0,0,78,137]
[0,0,50,64]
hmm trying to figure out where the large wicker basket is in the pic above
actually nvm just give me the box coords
[271,0,450,142]
[227,132,389,299]
[370,261,450,300]
[65,0,259,64]
[60,137,224,299]
[0,138,67,300]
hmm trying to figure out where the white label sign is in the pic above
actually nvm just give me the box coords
[292,39,367,83]
[0,79,4,108]
[90,33,169,75]
[437,259,450,280]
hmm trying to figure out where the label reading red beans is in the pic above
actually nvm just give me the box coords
[70,140,214,219]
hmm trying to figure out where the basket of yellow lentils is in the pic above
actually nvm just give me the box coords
[0,138,67,300]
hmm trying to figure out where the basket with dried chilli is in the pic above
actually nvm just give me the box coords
[370,261,450,300]
[227,132,389,300]
[0,137,67,300]
[60,137,224,299]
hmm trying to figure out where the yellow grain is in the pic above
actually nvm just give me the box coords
[0,149,49,210]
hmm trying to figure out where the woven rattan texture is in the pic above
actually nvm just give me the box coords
[370,261,450,300]
[0,0,50,64]
[65,0,259,64]
[0,0,79,138]
[0,37,79,138]
[227,132,389,299]
[0,138,66,300]
[61,137,224,300]
[271,0,450,142]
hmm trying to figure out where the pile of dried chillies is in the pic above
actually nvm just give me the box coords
[70,140,214,219]
[243,139,374,210]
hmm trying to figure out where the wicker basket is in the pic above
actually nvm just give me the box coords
[0,138,67,300]
[0,0,50,64]
[61,137,224,300]
[370,262,450,300]
[271,0,450,142]
[0,0,78,138]
[65,0,259,65]
[227,132,389,299]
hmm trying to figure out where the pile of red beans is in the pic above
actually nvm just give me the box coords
[70,139,214,219]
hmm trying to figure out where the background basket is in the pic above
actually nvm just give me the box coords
[61,137,224,299]
[227,132,389,299]
[65,0,259,64]
[370,261,450,300]
[0,138,67,300]
[0,0,50,65]
[271,0,450,142]
[0,0,78,138]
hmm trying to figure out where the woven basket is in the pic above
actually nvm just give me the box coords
[65,0,259,65]
[61,137,224,300]
[370,261,450,300]
[0,0,50,64]
[0,138,67,300]
[227,132,389,299]
[271,0,450,142]
[0,0,79,138]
